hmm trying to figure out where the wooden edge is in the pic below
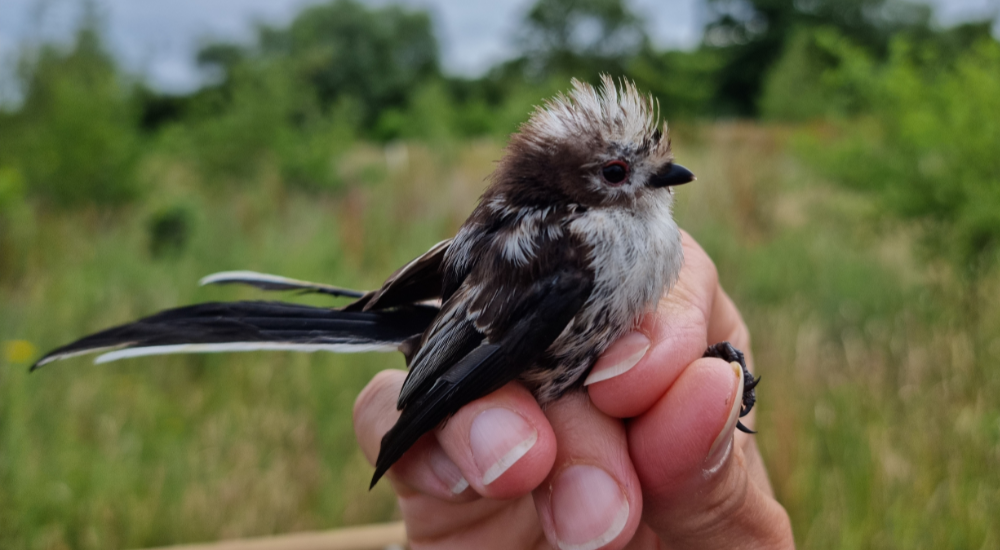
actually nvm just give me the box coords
[138,521,407,550]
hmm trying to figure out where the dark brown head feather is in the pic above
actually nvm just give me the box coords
[486,76,674,209]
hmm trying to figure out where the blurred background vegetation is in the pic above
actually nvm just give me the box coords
[1,0,999,548]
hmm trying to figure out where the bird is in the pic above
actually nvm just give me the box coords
[32,76,758,488]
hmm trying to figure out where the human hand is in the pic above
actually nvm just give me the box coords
[353,231,794,549]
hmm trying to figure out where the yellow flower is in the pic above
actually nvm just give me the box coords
[4,340,37,364]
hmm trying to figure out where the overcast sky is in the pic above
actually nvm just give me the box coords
[0,0,996,94]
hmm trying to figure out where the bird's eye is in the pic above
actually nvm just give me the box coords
[601,161,629,185]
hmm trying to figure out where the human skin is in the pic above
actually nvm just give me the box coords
[353,231,795,549]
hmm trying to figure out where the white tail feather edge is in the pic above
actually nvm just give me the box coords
[94,342,398,364]
[199,270,307,287]
[34,345,134,368]
[198,271,364,296]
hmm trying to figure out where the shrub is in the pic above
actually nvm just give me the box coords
[174,62,351,191]
[147,203,194,258]
[0,166,25,215]
[759,27,875,121]
[0,26,141,206]
[798,37,1000,285]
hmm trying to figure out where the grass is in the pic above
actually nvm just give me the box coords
[1,124,998,549]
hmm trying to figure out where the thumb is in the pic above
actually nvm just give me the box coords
[628,357,793,549]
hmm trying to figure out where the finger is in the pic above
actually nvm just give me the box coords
[355,371,549,547]
[353,369,405,466]
[628,357,793,549]
[586,230,719,418]
[352,369,475,501]
[532,392,643,550]
[705,284,757,434]
[435,381,557,500]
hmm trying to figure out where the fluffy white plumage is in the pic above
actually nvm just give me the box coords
[525,75,666,152]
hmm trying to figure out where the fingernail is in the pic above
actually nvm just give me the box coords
[551,465,629,550]
[584,332,650,386]
[469,408,538,485]
[427,444,469,494]
[705,361,743,475]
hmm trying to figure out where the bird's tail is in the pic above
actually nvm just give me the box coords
[31,301,439,370]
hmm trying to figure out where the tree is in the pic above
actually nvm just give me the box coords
[515,0,649,79]
[202,0,441,126]
[703,0,932,115]
[0,21,140,205]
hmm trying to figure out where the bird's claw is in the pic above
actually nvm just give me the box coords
[703,341,759,434]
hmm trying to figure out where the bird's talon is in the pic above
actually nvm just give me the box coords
[703,341,759,432]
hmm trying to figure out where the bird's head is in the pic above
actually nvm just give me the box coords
[489,75,694,209]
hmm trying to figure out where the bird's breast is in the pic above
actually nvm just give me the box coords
[571,199,682,320]
[525,197,684,402]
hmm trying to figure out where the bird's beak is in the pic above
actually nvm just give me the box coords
[649,164,695,188]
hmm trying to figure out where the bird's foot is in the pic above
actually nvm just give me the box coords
[703,341,759,434]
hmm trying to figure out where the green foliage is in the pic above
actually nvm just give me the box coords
[372,81,447,141]
[628,48,724,119]
[484,0,724,118]
[797,37,1000,280]
[1,0,1000,546]
[0,166,29,281]
[760,22,998,122]
[146,203,194,258]
[157,0,450,181]
[4,126,999,548]
[760,27,875,120]
[703,0,933,115]
[517,0,647,78]
[202,0,439,128]
[0,139,481,549]
[0,25,141,206]
[0,167,26,215]
[173,62,351,190]
[675,125,1000,548]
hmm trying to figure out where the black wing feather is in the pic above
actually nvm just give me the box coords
[394,300,484,410]
[347,239,451,312]
[370,268,593,487]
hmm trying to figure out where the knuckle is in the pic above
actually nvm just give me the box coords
[770,508,796,548]
[681,232,719,287]
[696,460,752,534]
[353,369,405,463]
[699,253,720,288]
[676,452,794,548]
[353,369,403,426]
[664,251,719,326]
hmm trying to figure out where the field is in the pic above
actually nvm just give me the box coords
[1,123,998,549]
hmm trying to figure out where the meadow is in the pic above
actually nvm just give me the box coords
[3,0,1000,546]
[2,120,998,549]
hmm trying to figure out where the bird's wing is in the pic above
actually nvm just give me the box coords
[371,266,593,486]
[394,207,589,410]
[198,271,365,298]
[393,290,485,410]
[346,238,452,312]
